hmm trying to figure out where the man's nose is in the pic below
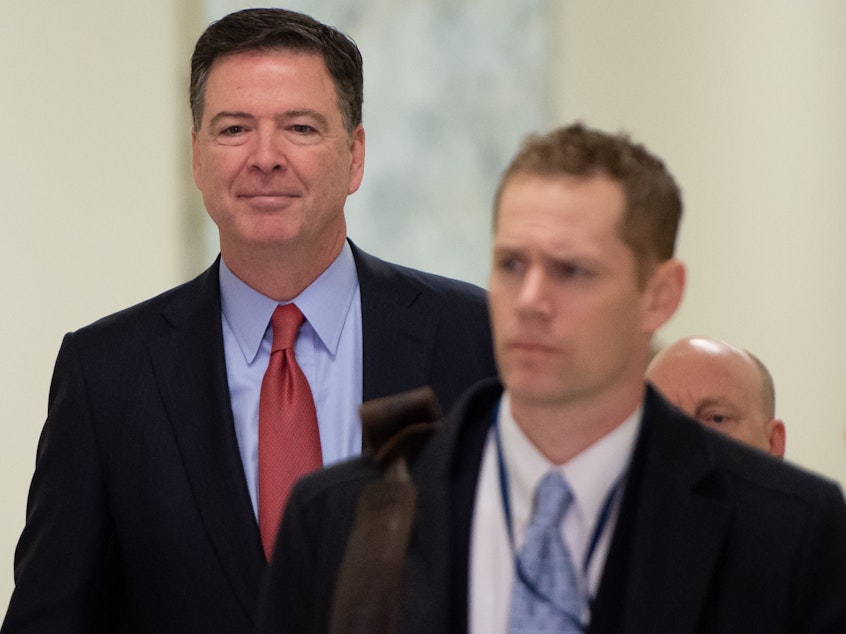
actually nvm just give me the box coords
[516,267,551,315]
[249,130,287,172]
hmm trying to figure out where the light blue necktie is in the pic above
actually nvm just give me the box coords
[508,471,584,633]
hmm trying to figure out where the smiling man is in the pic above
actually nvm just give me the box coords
[261,124,846,634]
[191,47,363,300]
[646,336,786,457]
[2,9,496,633]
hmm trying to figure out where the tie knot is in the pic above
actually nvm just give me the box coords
[532,471,573,530]
[269,304,304,352]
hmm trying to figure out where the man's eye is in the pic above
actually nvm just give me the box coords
[701,413,727,425]
[290,124,316,134]
[496,256,523,274]
[221,125,246,135]
[555,262,592,280]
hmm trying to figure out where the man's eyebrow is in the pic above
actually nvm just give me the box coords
[491,245,524,261]
[208,111,253,128]
[694,396,735,411]
[205,109,332,131]
[278,109,330,127]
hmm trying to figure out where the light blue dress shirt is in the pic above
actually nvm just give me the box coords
[219,242,363,518]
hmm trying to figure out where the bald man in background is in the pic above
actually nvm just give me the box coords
[646,336,785,458]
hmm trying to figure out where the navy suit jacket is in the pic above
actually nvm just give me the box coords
[2,243,496,633]
[262,379,846,633]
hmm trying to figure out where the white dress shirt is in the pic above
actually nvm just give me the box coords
[469,391,641,633]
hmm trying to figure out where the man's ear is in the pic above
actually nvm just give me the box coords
[191,127,202,189]
[766,418,786,459]
[347,124,366,195]
[641,258,686,334]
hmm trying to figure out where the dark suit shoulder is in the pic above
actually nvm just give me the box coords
[45,261,223,426]
[69,261,219,344]
[637,388,846,571]
[644,385,844,505]
[350,243,496,409]
[709,429,843,504]
[350,241,488,306]
[594,387,846,634]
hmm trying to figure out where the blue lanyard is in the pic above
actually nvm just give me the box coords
[493,411,626,580]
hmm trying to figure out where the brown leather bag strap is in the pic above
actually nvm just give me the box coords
[329,386,440,634]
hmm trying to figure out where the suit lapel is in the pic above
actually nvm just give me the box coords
[404,380,503,633]
[148,261,265,624]
[402,448,454,633]
[351,243,437,403]
[590,388,731,634]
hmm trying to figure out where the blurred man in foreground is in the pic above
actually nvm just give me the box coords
[261,124,846,633]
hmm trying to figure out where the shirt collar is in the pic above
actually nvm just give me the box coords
[564,405,640,525]
[498,391,641,538]
[219,241,359,364]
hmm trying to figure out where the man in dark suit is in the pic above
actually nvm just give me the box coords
[262,124,846,633]
[2,9,495,633]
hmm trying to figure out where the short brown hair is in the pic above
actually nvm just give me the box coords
[494,123,682,283]
[190,8,363,135]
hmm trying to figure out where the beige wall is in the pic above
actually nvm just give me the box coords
[2,0,845,616]
[0,1,198,613]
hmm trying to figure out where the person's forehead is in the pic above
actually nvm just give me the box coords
[497,175,638,270]
[200,49,340,127]
[497,174,626,229]
[206,48,328,81]
[661,350,763,405]
[693,346,761,386]
[502,171,624,198]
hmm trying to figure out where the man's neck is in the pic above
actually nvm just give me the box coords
[220,233,347,302]
[508,380,646,465]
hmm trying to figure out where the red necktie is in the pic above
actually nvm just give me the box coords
[258,304,322,560]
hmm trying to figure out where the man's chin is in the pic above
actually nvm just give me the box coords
[504,375,564,405]
[240,226,305,250]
